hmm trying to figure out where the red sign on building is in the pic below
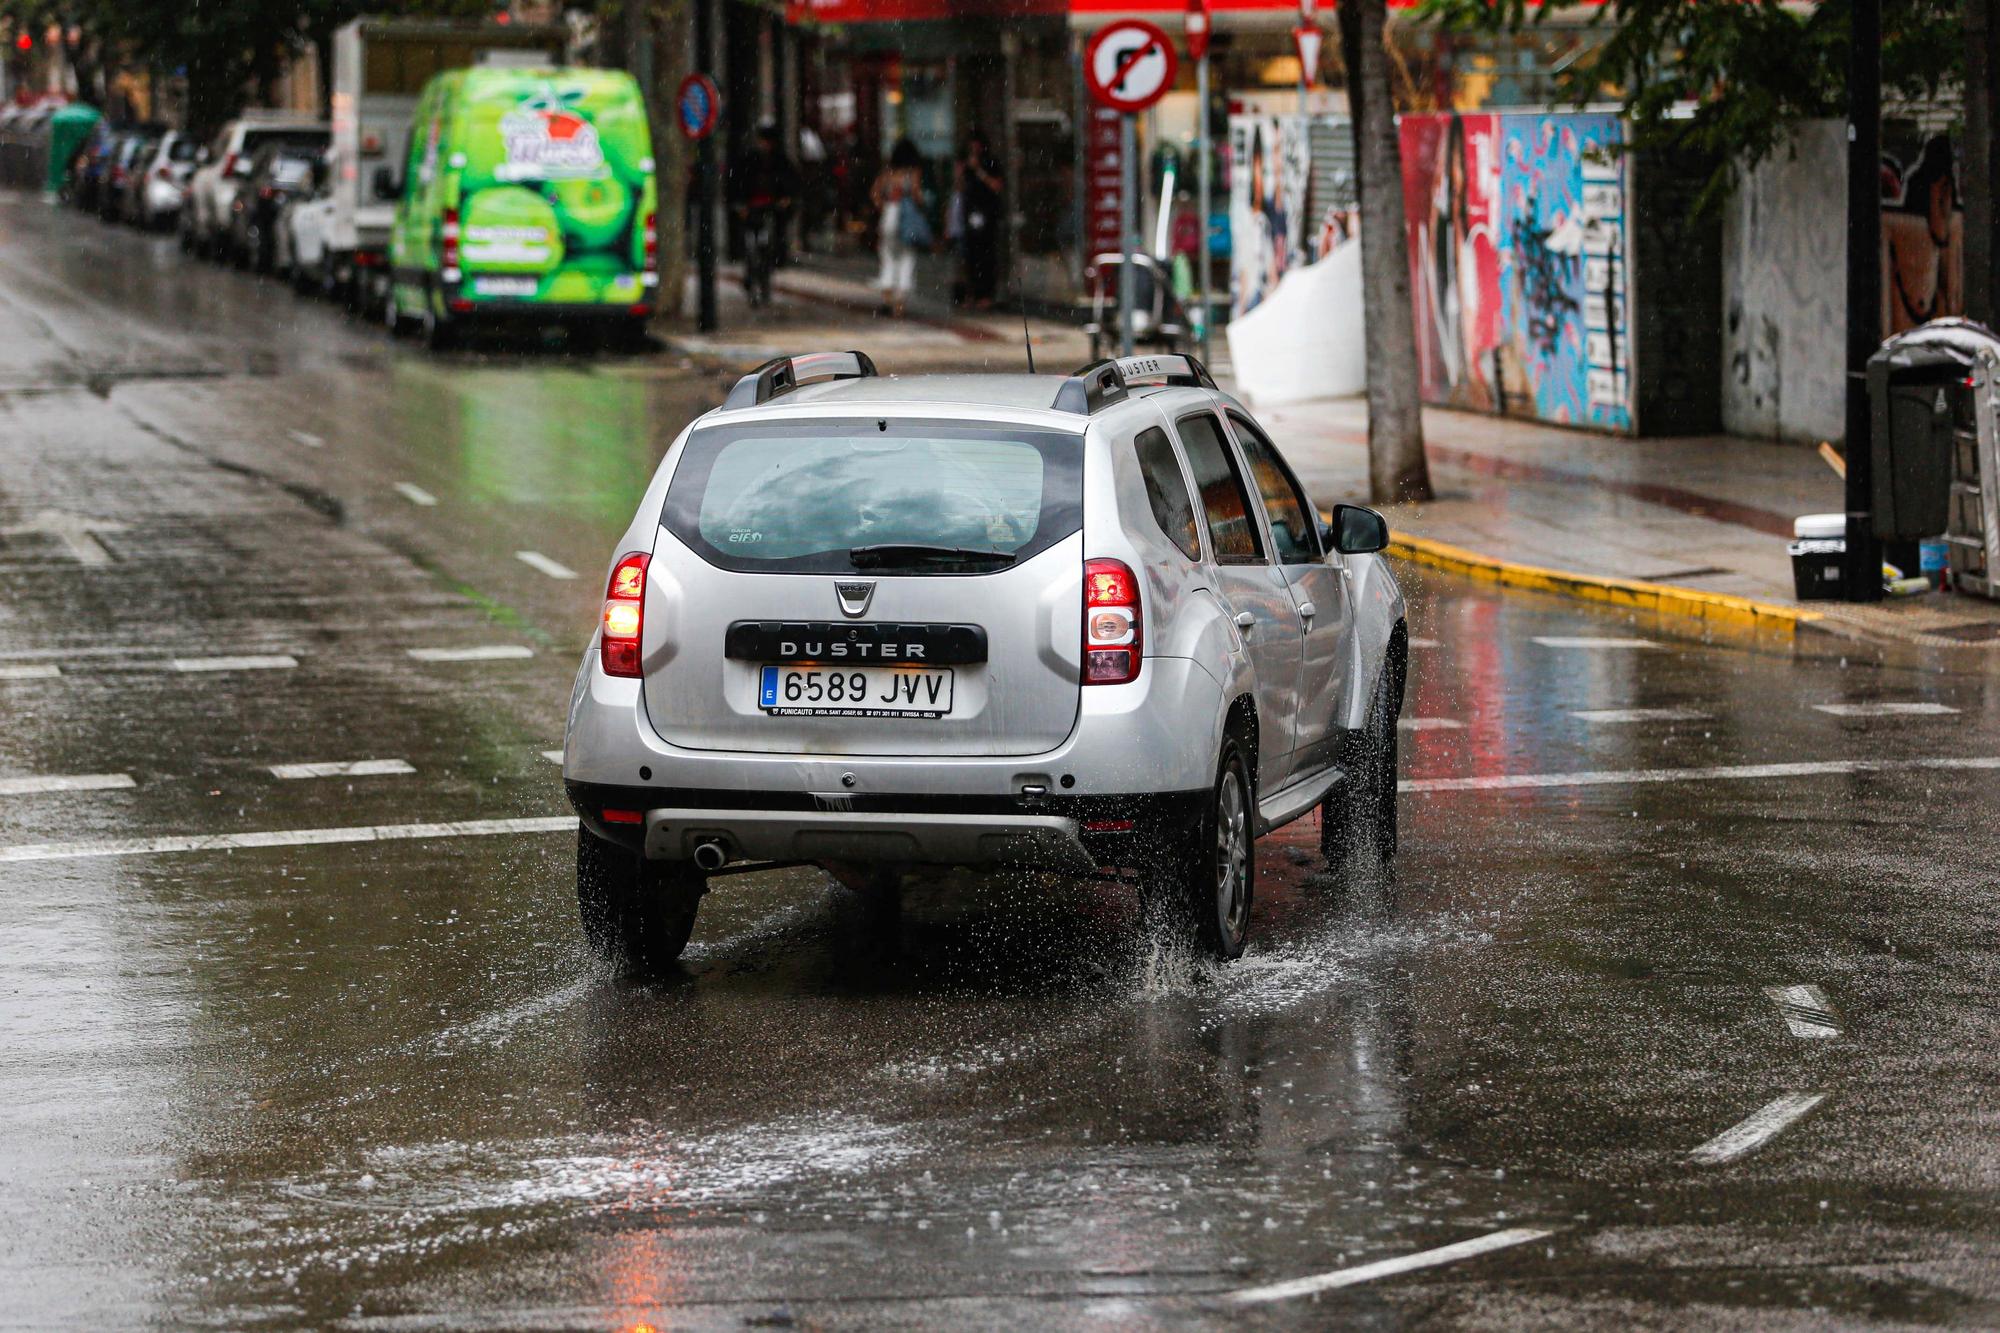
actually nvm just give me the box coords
[1083,104,1124,257]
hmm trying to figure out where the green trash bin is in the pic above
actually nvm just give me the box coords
[44,103,102,196]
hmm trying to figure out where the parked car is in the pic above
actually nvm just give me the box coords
[182,116,326,259]
[227,142,323,272]
[69,123,121,214]
[560,352,1407,973]
[100,128,163,223]
[386,65,658,349]
[276,150,338,294]
[129,130,197,230]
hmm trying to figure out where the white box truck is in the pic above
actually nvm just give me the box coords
[330,17,566,311]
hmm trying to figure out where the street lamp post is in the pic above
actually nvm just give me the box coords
[1186,0,1211,364]
[1842,0,1882,600]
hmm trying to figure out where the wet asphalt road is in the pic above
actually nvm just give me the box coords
[5,194,2000,1330]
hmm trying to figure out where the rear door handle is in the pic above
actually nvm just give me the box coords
[1234,612,1256,631]
[1297,601,1317,622]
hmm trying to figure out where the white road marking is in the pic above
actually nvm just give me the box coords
[1688,1092,1827,1164]
[1398,717,1464,731]
[394,483,438,507]
[1407,637,1442,649]
[1228,1227,1554,1305]
[515,550,579,580]
[287,430,323,448]
[1764,984,1841,1038]
[0,815,578,864]
[0,664,60,680]
[1,509,126,566]
[270,759,416,780]
[541,749,565,764]
[1533,636,1659,649]
[1571,707,1712,724]
[1402,754,2000,794]
[1813,702,1958,718]
[171,654,298,672]
[407,645,534,662]
[0,773,136,797]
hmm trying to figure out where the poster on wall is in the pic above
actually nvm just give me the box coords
[1881,133,1962,337]
[1402,111,1633,433]
[1228,114,1310,317]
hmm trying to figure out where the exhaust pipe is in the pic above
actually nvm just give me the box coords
[691,840,728,872]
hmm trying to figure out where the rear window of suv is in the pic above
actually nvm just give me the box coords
[663,419,1083,574]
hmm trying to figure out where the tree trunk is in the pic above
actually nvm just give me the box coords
[1966,0,2000,326]
[1350,0,1432,504]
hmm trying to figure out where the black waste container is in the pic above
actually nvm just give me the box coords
[1868,333,1976,542]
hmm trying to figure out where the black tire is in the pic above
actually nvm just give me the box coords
[575,827,704,974]
[421,298,458,351]
[1147,728,1255,959]
[1321,635,1405,866]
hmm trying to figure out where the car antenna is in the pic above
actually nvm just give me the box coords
[1019,294,1036,375]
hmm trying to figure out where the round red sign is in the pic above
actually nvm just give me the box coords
[1084,20,1179,115]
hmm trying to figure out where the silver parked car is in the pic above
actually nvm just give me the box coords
[562,352,1407,970]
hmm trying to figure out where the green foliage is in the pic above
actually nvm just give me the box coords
[1417,0,1963,211]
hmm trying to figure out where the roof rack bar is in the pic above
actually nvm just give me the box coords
[1053,358,1129,415]
[722,350,879,410]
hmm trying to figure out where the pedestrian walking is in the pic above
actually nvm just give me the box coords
[871,138,928,319]
[959,131,1003,310]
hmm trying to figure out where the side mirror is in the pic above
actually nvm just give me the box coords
[371,165,399,200]
[1327,503,1389,555]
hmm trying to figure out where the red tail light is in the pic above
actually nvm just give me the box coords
[220,151,237,177]
[600,552,649,678]
[153,165,171,180]
[258,185,275,200]
[642,209,658,273]
[1083,557,1142,685]
[441,205,461,279]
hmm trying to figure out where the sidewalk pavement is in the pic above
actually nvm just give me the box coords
[657,259,2000,650]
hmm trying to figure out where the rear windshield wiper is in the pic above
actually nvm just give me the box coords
[849,544,1017,569]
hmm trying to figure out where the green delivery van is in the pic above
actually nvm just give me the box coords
[388,65,658,348]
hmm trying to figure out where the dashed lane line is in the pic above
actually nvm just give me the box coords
[269,759,416,780]
[287,430,323,448]
[170,655,298,672]
[1814,702,1959,718]
[515,551,579,580]
[0,773,136,797]
[0,815,579,864]
[1688,1092,1827,1165]
[1532,636,1660,649]
[1227,1228,1555,1305]
[541,750,564,764]
[1407,637,1442,649]
[394,483,439,507]
[0,664,60,680]
[1571,707,1713,724]
[407,645,534,662]
[1403,754,2000,794]
[1398,717,1464,731]
[1764,984,1841,1038]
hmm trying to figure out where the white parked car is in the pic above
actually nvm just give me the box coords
[276,150,337,295]
[182,116,325,259]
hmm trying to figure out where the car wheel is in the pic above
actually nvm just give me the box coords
[1146,728,1255,960]
[1321,633,1405,868]
[575,827,704,974]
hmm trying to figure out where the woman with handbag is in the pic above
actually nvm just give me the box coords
[871,138,930,319]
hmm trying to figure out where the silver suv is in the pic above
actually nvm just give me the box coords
[562,352,1406,969]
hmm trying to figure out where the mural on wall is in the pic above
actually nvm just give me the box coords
[1401,111,1633,432]
[1228,115,1311,317]
[1882,133,1963,336]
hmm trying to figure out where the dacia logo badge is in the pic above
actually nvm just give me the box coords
[835,580,875,618]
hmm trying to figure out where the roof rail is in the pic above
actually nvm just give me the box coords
[1052,359,1129,415]
[1112,352,1217,390]
[722,350,878,410]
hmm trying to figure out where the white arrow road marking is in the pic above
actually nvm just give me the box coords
[1532,636,1659,649]
[1403,754,2000,794]
[1228,1227,1555,1305]
[0,664,60,680]
[394,483,438,507]
[0,773,136,797]
[1689,1092,1827,1164]
[171,655,298,672]
[515,550,579,580]
[269,759,415,780]
[1572,707,1712,724]
[1,509,127,566]
[1814,702,1958,717]
[1398,717,1464,731]
[407,645,534,662]
[0,815,578,864]
[1764,984,1841,1038]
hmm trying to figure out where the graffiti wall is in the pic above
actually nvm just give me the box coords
[1722,120,1966,443]
[1402,111,1633,432]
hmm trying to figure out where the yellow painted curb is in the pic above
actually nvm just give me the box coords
[1386,531,1823,634]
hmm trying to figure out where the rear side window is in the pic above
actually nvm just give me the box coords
[1134,427,1201,560]
[663,420,1083,574]
[1175,413,1263,562]
[1229,414,1321,562]
[242,130,328,155]
[168,137,197,161]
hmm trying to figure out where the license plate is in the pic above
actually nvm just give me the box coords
[473,275,537,297]
[759,664,954,718]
